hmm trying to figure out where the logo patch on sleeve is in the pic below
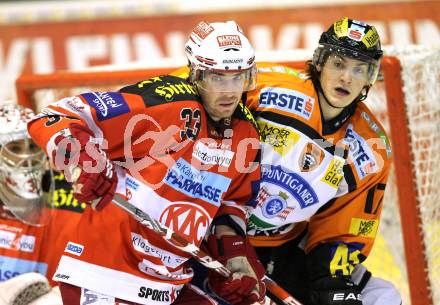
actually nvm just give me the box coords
[344,124,378,179]
[65,242,84,256]
[81,92,129,121]
[349,218,379,238]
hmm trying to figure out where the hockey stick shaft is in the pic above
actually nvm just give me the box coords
[263,276,303,305]
[112,194,302,305]
[113,194,231,277]
[71,164,301,305]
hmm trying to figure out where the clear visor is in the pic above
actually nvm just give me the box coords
[324,54,380,85]
[192,65,257,93]
[0,139,54,226]
[317,45,381,85]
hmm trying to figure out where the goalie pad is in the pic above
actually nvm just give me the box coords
[0,272,50,305]
[28,286,62,305]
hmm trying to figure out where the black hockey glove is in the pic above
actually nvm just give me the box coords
[309,276,363,305]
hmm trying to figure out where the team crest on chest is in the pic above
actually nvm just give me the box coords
[256,188,294,220]
[298,142,325,172]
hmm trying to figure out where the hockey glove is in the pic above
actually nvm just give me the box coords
[53,123,117,211]
[206,234,266,305]
[309,276,363,305]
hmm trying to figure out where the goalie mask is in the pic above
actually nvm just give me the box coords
[185,20,256,93]
[0,103,53,226]
[312,17,383,86]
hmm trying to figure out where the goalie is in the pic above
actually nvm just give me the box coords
[0,103,84,305]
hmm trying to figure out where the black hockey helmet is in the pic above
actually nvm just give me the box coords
[312,17,383,85]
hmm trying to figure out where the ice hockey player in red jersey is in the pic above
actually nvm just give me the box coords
[27,21,265,305]
[0,104,52,284]
[0,103,85,305]
[245,17,402,305]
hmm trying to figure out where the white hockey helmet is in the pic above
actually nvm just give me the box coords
[0,103,53,226]
[185,20,256,92]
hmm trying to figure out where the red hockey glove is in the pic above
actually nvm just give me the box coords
[206,235,266,305]
[53,123,117,211]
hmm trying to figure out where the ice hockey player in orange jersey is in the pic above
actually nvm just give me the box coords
[245,17,402,305]
[27,21,264,305]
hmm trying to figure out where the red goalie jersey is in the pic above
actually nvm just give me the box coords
[27,75,260,304]
[0,172,84,287]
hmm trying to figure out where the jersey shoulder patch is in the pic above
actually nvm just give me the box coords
[119,75,201,107]
[355,103,392,159]
[343,105,392,181]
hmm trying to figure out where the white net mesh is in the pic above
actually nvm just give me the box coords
[15,46,440,305]
[399,47,440,304]
[364,46,440,305]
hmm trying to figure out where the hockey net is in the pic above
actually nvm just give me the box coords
[14,46,440,305]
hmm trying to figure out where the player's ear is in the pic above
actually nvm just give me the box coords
[316,64,322,72]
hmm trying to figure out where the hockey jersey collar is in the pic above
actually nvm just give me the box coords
[321,101,357,135]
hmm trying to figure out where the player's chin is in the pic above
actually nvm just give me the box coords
[329,95,353,108]
[217,105,236,115]
[216,114,233,121]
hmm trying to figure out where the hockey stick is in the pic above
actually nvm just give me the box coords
[112,193,302,305]
[70,164,301,305]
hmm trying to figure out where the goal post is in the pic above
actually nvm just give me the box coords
[15,67,177,110]
[14,48,440,305]
[381,56,432,305]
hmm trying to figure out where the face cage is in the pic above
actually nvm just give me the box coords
[189,64,257,93]
[313,45,381,85]
[0,138,53,226]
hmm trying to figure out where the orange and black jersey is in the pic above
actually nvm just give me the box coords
[245,63,392,279]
